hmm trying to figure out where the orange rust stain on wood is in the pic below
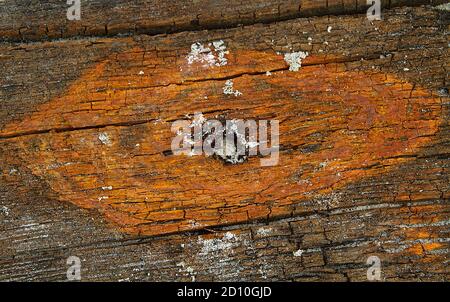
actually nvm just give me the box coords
[0,47,443,236]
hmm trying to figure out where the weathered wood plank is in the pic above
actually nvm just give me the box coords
[0,5,449,281]
[0,0,448,41]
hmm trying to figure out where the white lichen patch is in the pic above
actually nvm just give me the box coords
[284,51,309,72]
[98,196,109,201]
[98,132,112,146]
[327,26,332,33]
[102,186,113,190]
[222,79,242,96]
[256,227,272,237]
[435,3,450,11]
[188,219,203,228]
[198,232,240,255]
[1,206,10,216]
[212,40,228,66]
[187,40,229,68]
[187,42,216,67]
[293,249,304,257]
[176,261,196,282]
[190,231,274,280]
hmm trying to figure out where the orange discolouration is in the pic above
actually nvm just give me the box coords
[408,242,443,256]
[0,46,443,236]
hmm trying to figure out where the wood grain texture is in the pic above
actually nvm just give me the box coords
[0,50,444,236]
[0,5,449,281]
[0,0,448,41]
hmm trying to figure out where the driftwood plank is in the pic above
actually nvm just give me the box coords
[0,5,449,281]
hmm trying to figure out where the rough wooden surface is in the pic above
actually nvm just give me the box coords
[0,0,448,41]
[0,4,449,281]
